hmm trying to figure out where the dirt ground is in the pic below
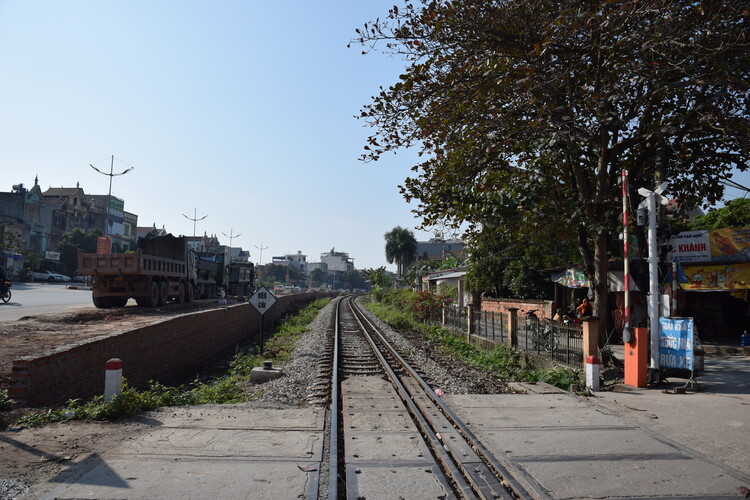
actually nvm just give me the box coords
[0,300,234,495]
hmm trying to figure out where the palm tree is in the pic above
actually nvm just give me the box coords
[384,226,417,281]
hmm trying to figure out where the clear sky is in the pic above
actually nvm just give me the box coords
[1,2,746,271]
[0,1,439,270]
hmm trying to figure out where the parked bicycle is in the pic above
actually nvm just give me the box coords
[526,309,558,352]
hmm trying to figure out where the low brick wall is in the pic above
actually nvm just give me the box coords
[481,297,555,320]
[9,292,333,407]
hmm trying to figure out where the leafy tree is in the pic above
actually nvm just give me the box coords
[0,224,22,254]
[365,266,393,288]
[56,228,102,276]
[264,264,301,284]
[340,269,368,290]
[384,226,417,280]
[690,198,750,230]
[310,267,326,287]
[357,1,750,335]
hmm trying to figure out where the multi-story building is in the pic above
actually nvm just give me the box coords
[415,238,466,262]
[0,179,47,255]
[122,211,138,251]
[320,248,354,273]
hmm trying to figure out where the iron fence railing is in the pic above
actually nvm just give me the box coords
[472,308,507,344]
[443,305,467,331]
[516,315,583,369]
[440,306,583,370]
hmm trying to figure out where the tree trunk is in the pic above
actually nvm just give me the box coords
[593,231,608,347]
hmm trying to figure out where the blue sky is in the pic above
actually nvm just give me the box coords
[0,1,438,270]
[1,2,746,270]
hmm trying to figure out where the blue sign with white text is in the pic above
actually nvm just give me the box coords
[658,317,694,371]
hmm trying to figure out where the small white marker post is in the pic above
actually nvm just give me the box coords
[585,356,600,392]
[104,358,123,402]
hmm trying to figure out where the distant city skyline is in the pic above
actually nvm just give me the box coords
[0,1,439,271]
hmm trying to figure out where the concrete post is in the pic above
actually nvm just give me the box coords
[585,356,601,391]
[466,305,473,342]
[508,308,518,347]
[581,316,600,373]
[104,358,123,402]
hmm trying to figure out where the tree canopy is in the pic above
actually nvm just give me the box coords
[384,226,418,279]
[690,198,750,230]
[357,0,750,323]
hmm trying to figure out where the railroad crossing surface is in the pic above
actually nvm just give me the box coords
[22,360,750,500]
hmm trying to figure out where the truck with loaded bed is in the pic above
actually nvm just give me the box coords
[78,234,197,308]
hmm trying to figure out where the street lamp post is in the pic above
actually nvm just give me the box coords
[183,208,208,248]
[90,155,133,250]
[254,242,269,287]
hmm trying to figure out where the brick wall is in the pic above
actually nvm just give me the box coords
[9,293,333,407]
[480,297,555,320]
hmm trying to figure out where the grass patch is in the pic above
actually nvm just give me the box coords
[16,298,330,428]
[365,292,579,389]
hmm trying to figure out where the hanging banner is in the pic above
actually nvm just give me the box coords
[680,262,750,290]
[659,317,694,371]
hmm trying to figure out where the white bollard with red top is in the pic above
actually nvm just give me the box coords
[104,358,123,402]
[585,355,600,392]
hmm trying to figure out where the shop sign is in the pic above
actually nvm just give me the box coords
[710,227,750,260]
[673,226,750,262]
[97,237,112,254]
[658,317,694,371]
[680,262,750,290]
[672,231,710,262]
[45,250,60,261]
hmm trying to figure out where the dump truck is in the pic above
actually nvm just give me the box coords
[78,234,197,308]
[227,262,255,296]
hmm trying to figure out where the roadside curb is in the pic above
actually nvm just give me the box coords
[66,285,92,291]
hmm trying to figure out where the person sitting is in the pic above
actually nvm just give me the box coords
[553,308,565,322]
[576,298,592,318]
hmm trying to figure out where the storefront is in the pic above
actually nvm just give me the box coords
[672,227,750,344]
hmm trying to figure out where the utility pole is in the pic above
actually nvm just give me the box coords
[90,155,134,251]
[183,209,207,239]
[638,182,668,373]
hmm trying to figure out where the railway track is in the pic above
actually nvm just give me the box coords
[325,296,544,500]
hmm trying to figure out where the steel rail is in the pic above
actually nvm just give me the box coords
[328,298,342,500]
[343,297,479,498]
[349,297,549,500]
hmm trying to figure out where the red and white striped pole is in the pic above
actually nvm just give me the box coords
[104,358,123,402]
[622,170,631,343]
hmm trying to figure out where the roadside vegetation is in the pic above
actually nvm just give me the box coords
[14,298,330,428]
[366,288,579,390]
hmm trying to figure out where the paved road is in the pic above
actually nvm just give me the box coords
[0,282,96,321]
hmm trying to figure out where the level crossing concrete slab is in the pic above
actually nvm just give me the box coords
[342,376,457,498]
[26,406,325,500]
[445,393,749,499]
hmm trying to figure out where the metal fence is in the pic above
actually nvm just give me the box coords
[443,305,467,331]
[472,309,508,344]
[441,306,583,370]
[516,316,583,369]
